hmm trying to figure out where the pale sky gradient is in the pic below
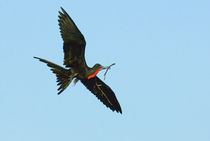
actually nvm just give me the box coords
[0,0,210,141]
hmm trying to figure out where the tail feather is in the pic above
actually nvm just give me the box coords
[34,57,73,94]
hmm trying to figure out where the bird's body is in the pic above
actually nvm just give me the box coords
[34,7,122,113]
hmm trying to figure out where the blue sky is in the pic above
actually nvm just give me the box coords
[0,0,209,141]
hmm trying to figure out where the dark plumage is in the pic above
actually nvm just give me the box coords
[34,7,122,114]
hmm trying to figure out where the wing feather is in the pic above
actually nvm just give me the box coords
[80,77,122,113]
[58,7,86,67]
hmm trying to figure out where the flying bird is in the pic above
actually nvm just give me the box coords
[34,7,122,113]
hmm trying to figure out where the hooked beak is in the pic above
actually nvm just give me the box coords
[101,66,109,70]
[101,63,116,70]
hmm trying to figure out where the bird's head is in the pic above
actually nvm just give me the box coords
[87,64,103,79]
[88,63,115,79]
[92,63,103,70]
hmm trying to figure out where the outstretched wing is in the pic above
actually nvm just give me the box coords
[58,7,87,68]
[80,77,122,113]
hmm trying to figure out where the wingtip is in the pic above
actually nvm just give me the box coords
[116,107,122,114]
[34,56,39,60]
[108,102,122,114]
[111,108,122,114]
[59,7,67,15]
[60,7,64,11]
[58,7,64,15]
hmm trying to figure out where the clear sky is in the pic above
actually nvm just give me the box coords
[0,0,209,141]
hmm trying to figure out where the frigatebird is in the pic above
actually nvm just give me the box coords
[34,7,122,113]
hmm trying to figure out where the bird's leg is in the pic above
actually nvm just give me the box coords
[73,78,79,86]
[102,63,116,80]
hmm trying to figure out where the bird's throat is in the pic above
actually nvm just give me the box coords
[88,68,102,79]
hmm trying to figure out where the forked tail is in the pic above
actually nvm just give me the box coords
[34,57,73,94]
